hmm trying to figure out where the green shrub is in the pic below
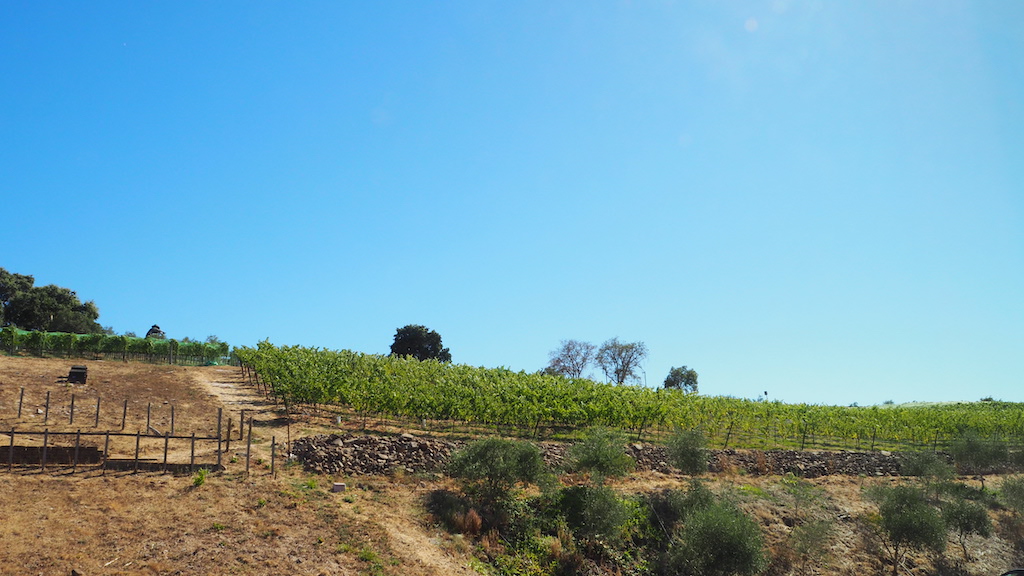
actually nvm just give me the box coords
[448,437,549,499]
[789,519,835,572]
[659,501,766,576]
[949,432,1008,475]
[666,428,708,475]
[999,475,1024,515]
[557,485,633,544]
[869,484,946,576]
[645,480,715,543]
[425,490,474,533]
[566,426,635,484]
[901,450,954,481]
[942,498,991,559]
[192,468,209,487]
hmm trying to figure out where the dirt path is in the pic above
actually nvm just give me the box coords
[189,366,276,415]
[188,365,481,576]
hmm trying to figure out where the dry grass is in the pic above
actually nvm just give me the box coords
[0,355,1021,576]
[0,355,478,576]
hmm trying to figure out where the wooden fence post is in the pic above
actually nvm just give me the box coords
[73,430,81,473]
[190,433,196,473]
[271,436,276,478]
[121,399,128,430]
[162,432,169,473]
[245,417,252,477]
[240,410,246,440]
[95,397,101,428]
[44,391,50,424]
[146,403,151,435]
[171,405,175,435]
[216,408,223,470]
[70,394,75,425]
[7,428,14,471]
[225,419,232,454]
[134,431,141,473]
[103,432,109,475]
[41,429,49,471]
[17,388,24,419]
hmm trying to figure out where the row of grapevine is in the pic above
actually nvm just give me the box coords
[0,327,230,366]
[236,341,1024,450]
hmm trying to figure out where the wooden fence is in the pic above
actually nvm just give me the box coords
[2,392,278,476]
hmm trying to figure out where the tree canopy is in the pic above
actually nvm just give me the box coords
[0,268,103,334]
[664,366,699,393]
[545,339,596,379]
[389,324,451,362]
[596,337,648,385]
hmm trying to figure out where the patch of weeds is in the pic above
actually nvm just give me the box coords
[738,484,768,497]
[357,547,380,563]
[211,522,228,532]
[255,498,267,508]
[192,468,209,487]
[343,494,356,503]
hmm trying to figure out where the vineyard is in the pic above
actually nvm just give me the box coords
[0,327,230,366]
[236,341,1024,452]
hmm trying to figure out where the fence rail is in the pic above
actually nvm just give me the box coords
[2,399,277,476]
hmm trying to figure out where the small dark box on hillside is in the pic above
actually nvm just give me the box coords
[68,365,87,384]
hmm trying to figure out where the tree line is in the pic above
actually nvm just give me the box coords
[545,337,698,393]
[0,267,104,334]
[386,325,700,393]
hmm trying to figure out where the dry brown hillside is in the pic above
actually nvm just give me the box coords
[0,355,1021,576]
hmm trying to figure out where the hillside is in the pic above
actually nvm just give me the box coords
[0,355,1021,576]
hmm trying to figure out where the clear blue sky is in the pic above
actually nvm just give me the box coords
[3,2,1021,406]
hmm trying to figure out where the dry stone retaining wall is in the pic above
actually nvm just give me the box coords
[292,432,915,478]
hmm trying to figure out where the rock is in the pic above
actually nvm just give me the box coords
[291,432,909,478]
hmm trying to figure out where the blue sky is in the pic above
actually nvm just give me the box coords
[3,1,1021,406]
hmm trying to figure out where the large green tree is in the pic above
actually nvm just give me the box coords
[0,268,103,334]
[389,324,451,362]
[664,366,699,393]
[0,268,35,326]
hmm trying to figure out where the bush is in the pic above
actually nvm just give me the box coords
[565,426,635,484]
[645,480,715,543]
[666,428,709,475]
[869,484,946,576]
[949,432,1009,475]
[789,519,834,572]
[942,498,991,559]
[557,485,633,544]
[901,451,954,481]
[659,501,766,576]
[1000,476,1024,516]
[448,437,549,499]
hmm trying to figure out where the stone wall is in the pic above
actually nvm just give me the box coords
[291,432,917,478]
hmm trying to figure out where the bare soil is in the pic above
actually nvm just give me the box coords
[0,355,1021,576]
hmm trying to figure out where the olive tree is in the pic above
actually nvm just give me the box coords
[869,484,946,576]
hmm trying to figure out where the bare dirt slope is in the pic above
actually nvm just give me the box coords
[0,355,1021,576]
[0,356,478,576]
